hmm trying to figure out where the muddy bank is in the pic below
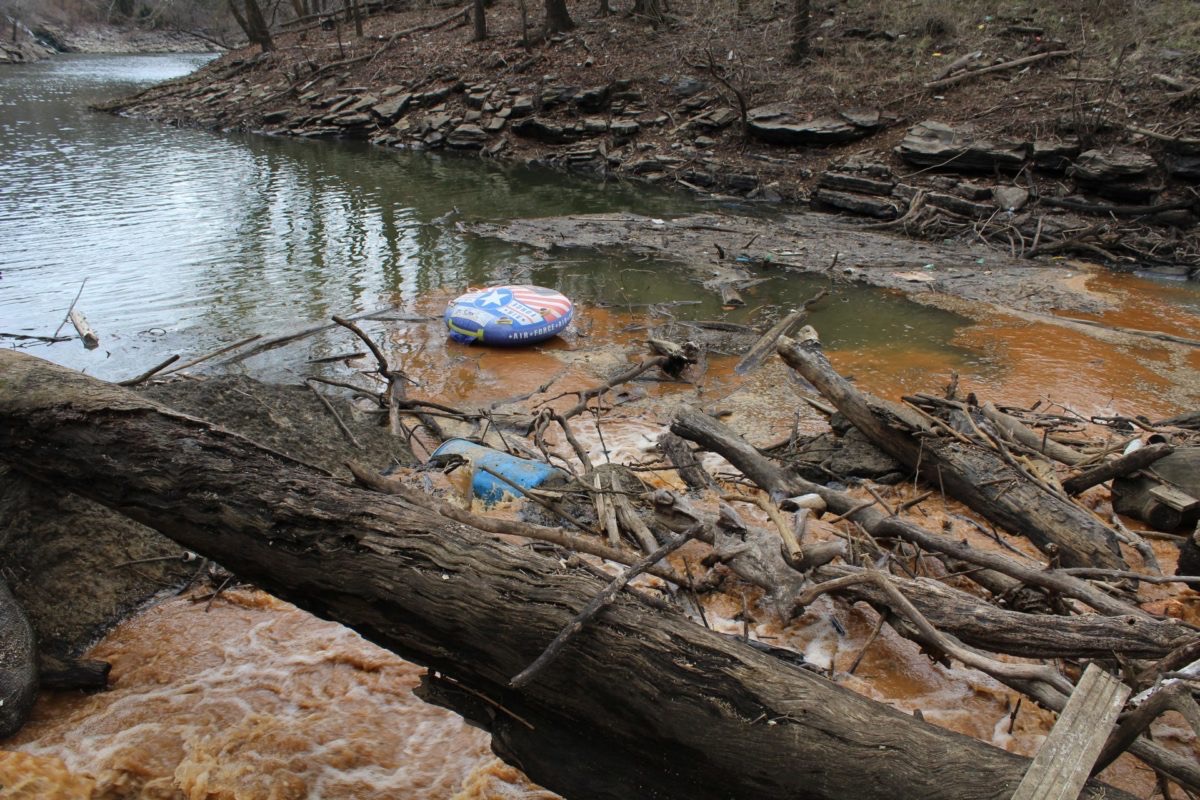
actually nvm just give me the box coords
[467,210,1114,313]
[466,210,1200,411]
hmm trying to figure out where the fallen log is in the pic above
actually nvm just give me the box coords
[1062,442,1175,496]
[924,50,1075,90]
[776,336,1127,570]
[979,402,1086,466]
[0,349,1132,800]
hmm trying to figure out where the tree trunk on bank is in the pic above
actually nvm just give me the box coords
[0,350,1134,800]
[228,0,273,51]
[775,337,1127,571]
[472,0,487,40]
[633,0,666,27]
[789,0,810,62]
[543,0,574,33]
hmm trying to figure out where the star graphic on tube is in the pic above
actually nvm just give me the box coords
[477,288,511,308]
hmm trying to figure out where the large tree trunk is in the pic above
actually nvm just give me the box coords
[472,0,487,40]
[0,350,1135,800]
[789,0,810,62]
[543,0,574,33]
[776,337,1127,570]
[228,0,273,51]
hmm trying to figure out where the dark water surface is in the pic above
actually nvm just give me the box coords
[0,53,976,382]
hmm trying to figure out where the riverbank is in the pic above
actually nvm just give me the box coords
[99,1,1200,274]
[1,20,216,64]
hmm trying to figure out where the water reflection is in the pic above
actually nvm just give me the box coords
[0,55,703,378]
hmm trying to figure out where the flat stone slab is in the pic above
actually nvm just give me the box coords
[1070,148,1159,183]
[895,120,1028,172]
[747,104,881,146]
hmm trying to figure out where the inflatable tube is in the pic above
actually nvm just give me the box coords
[445,285,573,346]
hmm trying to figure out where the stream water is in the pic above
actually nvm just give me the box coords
[2,54,1199,799]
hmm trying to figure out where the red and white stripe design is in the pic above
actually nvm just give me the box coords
[508,285,572,319]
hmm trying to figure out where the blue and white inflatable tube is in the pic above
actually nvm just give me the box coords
[445,284,574,346]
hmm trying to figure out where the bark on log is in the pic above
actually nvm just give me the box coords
[657,431,718,492]
[776,337,1126,570]
[1062,442,1174,496]
[0,576,37,738]
[0,349,1134,800]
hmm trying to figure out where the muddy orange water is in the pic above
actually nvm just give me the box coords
[5,271,1199,799]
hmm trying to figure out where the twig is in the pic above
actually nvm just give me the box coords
[305,379,362,449]
[544,355,671,421]
[0,332,72,343]
[117,354,180,386]
[53,278,88,338]
[1057,568,1199,586]
[924,50,1075,90]
[794,567,1074,697]
[162,335,263,376]
[1109,514,1162,576]
[847,610,886,675]
[221,306,406,365]
[509,524,701,689]
[364,6,469,69]
[347,463,683,585]
[430,671,535,730]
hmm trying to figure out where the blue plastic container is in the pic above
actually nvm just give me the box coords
[430,439,567,506]
[444,285,574,346]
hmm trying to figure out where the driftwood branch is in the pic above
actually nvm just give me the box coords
[776,335,1126,570]
[924,50,1074,90]
[1062,442,1175,495]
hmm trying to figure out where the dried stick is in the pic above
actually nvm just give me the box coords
[53,278,88,338]
[220,305,406,365]
[117,354,180,386]
[1062,443,1175,496]
[161,335,263,376]
[723,492,802,562]
[509,524,702,689]
[1092,682,1200,777]
[794,566,1075,697]
[1057,568,1199,586]
[847,611,887,675]
[305,379,361,449]
[924,50,1075,89]
[544,355,671,421]
[347,463,683,585]
[611,491,660,554]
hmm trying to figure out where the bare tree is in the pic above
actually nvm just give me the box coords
[633,0,665,27]
[228,0,273,51]
[543,0,573,33]
[789,0,810,63]
[472,0,486,40]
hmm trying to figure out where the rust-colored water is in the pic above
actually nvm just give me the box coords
[6,270,1198,799]
[4,589,548,800]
